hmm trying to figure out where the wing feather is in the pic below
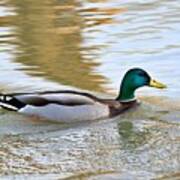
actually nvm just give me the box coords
[14,91,98,106]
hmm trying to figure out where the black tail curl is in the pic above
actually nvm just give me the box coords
[0,94,23,111]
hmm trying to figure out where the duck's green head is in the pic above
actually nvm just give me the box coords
[117,68,167,102]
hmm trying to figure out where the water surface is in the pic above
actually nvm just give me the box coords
[0,0,179,179]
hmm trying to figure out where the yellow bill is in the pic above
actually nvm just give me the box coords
[149,79,167,89]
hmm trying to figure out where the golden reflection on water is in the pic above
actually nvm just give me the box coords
[0,0,119,92]
[79,6,126,27]
[0,0,127,93]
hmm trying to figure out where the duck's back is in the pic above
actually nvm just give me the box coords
[1,91,110,122]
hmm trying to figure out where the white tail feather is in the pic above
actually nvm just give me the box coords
[0,102,18,111]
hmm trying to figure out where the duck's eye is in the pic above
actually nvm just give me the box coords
[138,72,145,77]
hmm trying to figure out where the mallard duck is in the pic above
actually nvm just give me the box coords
[0,68,166,122]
